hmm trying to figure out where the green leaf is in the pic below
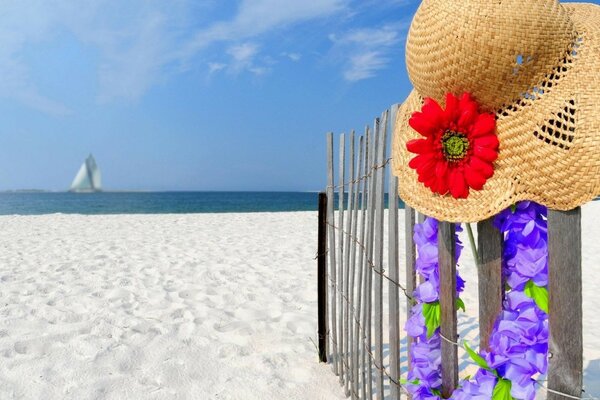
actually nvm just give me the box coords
[400,378,420,385]
[493,378,515,400]
[423,302,441,338]
[524,280,549,313]
[431,388,442,397]
[510,204,517,213]
[456,298,466,312]
[463,341,492,372]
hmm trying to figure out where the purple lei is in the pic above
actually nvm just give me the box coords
[486,202,549,399]
[405,218,464,398]
[405,202,549,400]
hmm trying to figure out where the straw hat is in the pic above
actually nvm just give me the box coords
[392,0,600,223]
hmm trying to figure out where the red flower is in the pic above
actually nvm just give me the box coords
[406,93,499,199]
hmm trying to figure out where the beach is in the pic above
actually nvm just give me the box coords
[0,205,598,399]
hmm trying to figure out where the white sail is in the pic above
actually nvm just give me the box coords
[70,155,102,192]
[86,155,102,190]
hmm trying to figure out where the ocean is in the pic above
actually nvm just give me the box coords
[0,192,404,215]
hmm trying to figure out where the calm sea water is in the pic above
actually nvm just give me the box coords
[0,192,405,215]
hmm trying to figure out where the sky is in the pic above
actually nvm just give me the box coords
[0,0,592,192]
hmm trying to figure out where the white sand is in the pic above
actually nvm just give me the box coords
[0,212,346,399]
[0,204,598,399]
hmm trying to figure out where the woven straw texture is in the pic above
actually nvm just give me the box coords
[392,1,600,223]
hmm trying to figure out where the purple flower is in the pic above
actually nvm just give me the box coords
[451,370,497,400]
[406,217,464,397]
[405,202,548,400]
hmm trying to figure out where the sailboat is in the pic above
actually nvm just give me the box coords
[70,154,102,193]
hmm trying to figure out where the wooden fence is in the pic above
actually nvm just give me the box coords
[317,105,585,399]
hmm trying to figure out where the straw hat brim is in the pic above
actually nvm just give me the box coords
[392,3,600,223]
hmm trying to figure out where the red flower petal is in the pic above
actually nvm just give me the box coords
[449,168,468,199]
[457,94,478,130]
[469,157,494,179]
[421,98,445,127]
[474,135,499,149]
[408,153,429,169]
[474,146,499,162]
[435,161,448,179]
[471,114,496,137]
[435,175,449,195]
[444,93,460,124]
[419,169,436,187]
[417,158,437,176]
[409,112,439,137]
[406,138,432,154]
[464,166,487,190]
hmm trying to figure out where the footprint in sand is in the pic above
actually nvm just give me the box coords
[59,312,84,324]
[13,341,28,354]
[212,320,252,336]
[286,321,298,334]
[217,343,241,359]
[178,289,202,300]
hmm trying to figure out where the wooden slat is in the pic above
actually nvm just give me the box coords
[476,218,503,351]
[388,173,401,400]
[365,120,380,400]
[373,110,388,400]
[404,205,417,380]
[337,134,346,382]
[318,192,328,362]
[343,132,356,396]
[349,136,364,399]
[326,133,339,375]
[547,208,583,399]
[358,127,371,400]
[438,221,458,398]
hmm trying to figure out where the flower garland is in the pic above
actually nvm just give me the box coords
[405,217,465,399]
[405,202,549,400]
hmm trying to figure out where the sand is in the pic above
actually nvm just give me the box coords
[0,204,598,399]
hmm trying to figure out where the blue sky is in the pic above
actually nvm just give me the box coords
[0,0,592,191]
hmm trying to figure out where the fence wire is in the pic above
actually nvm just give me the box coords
[325,215,598,400]
[322,128,596,400]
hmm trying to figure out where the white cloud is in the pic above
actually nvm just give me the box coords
[345,51,390,81]
[0,0,195,111]
[208,62,227,74]
[180,0,347,59]
[0,0,347,114]
[226,43,271,76]
[227,43,259,71]
[330,25,406,82]
[282,52,302,62]
[248,66,270,76]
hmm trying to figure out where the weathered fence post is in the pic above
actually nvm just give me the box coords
[404,205,417,383]
[338,134,346,384]
[438,221,458,398]
[326,133,339,375]
[547,207,583,399]
[343,132,356,396]
[388,173,401,400]
[318,192,328,363]
[358,127,371,400]
[364,120,380,400]
[476,218,503,350]
[373,111,388,400]
[349,136,364,399]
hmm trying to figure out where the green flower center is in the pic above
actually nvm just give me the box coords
[442,131,469,162]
